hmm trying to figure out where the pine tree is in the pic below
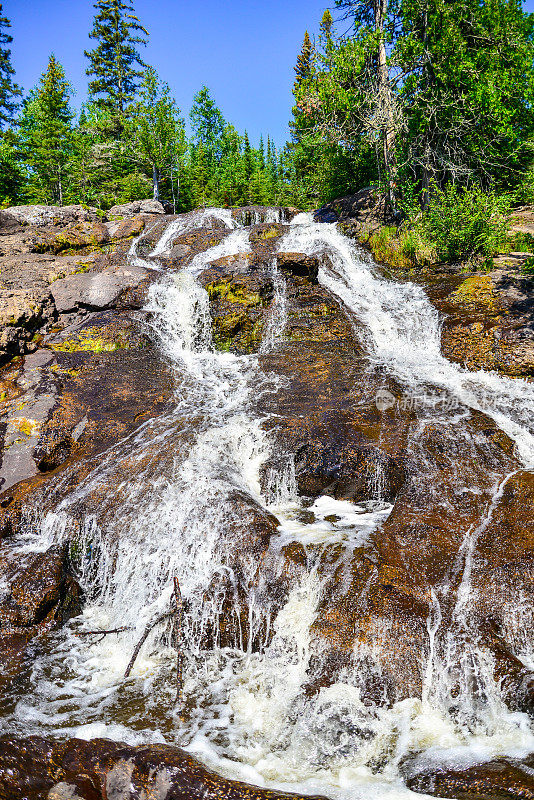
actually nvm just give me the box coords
[18,55,74,204]
[319,9,334,42]
[190,142,209,207]
[0,4,21,130]
[294,31,314,88]
[190,86,225,164]
[243,131,253,180]
[85,0,148,115]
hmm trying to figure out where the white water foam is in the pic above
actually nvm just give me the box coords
[2,210,533,800]
[283,220,534,466]
[150,207,237,257]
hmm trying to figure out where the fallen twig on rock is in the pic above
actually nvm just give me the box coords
[124,611,173,678]
[77,626,131,636]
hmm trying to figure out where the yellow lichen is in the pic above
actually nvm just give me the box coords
[50,327,129,353]
[451,275,498,311]
[255,226,280,240]
[207,280,261,307]
[12,417,39,437]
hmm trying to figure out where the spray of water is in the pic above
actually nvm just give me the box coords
[1,211,533,800]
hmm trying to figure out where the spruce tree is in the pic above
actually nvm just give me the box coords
[18,55,74,204]
[85,0,148,115]
[190,141,209,207]
[294,31,314,88]
[243,131,253,180]
[124,66,187,204]
[0,4,21,130]
[320,9,334,41]
[190,86,225,164]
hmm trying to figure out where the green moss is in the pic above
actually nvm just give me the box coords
[50,327,129,353]
[450,275,498,311]
[255,226,280,240]
[207,280,262,307]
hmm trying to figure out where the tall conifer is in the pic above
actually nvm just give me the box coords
[85,0,148,115]
[294,31,314,88]
[19,55,74,203]
[0,4,21,129]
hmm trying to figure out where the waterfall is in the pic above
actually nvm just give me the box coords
[259,258,288,354]
[2,211,533,800]
[284,218,534,466]
[150,207,237,258]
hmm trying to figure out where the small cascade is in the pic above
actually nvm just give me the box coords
[259,258,288,353]
[283,219,534,465]
[127,219,166,271]
[150,207,237,258]
[188,227,251,276]
[2,209,533,800]
[232,206,292,227]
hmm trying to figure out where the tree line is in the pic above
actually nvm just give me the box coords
[0,0,297,210]
[290,0,534,210]
[1,0,533,217]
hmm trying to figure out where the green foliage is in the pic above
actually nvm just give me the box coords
[294,31,314,88]
[520,256,534,274]
[124,66,187,206]
[85,0,148,115]
[17,55,74,204]
[397,0,534,190]
[291,0,534,205]
[190,86,225,164]
[0,132,24,204]
[403,185,512,265]
[0,4,21,129]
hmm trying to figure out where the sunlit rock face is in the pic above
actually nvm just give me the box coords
[0,205,532,800]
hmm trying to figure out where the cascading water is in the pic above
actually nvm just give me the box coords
[260,259,288,354]
[283,217,534,465]
[1,211,533,800]
[150,207,237,258]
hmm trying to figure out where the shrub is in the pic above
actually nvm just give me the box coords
[368,225,435,270]
[408,184,511,264]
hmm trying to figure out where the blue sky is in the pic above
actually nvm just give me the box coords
[7,0,534,147]
[7,0,328,146]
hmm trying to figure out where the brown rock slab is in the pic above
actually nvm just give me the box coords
[0,737,329,800]
[407,756,534,799]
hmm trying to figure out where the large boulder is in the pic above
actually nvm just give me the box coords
[32,221,110,254]
[108,199,165,219]
[0,288,55,364]
[5,204,100,226]
[314,187,390,226]
[0,737,328,800]
[0,209,24,235]
[50,265,151,313]
[406,755,534,799]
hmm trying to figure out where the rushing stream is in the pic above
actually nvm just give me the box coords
[1,210,533,799]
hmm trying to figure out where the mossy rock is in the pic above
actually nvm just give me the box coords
[450,275,498,312]
[49,326,130,354]
[206,279,263,307]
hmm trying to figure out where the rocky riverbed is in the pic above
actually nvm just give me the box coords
[0,202,532,800]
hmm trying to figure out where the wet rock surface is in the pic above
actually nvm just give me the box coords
[0,737,329,800]
[406,755,534,799]
[0,204,532,800]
